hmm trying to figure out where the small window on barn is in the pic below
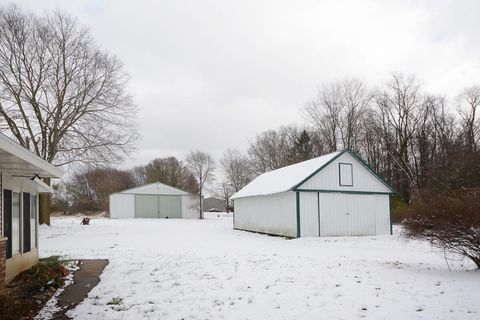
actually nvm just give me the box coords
[339,163,353,186]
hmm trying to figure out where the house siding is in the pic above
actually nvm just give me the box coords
[2,172,41,283]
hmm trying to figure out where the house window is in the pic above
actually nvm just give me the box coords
[3,189,12,258]
[339,163,353,186]
[31,194,37,249]
[12,191,21,256]
[23,193,31,253]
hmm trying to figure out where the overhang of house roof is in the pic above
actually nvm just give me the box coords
[0,133,63,178]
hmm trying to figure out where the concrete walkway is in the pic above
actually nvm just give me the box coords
[53,259,109,319]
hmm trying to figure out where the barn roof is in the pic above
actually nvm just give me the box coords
[118,182,190,196]
[231,149,396,199]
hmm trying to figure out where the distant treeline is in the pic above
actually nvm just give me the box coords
[54,73,480,212]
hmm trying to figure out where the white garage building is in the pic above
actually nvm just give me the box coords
[231,149,396,238]
[109,182,199,219]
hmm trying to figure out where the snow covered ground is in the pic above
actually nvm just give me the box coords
[39,214,479,320]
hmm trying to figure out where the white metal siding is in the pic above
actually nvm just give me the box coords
[374,194,391,235]
[319,193,348,236]
[181,195,200,219]
[318,193,390,236]
[347,194,376,236]
[299,192,319,237]
[299,152,391,193]
[109,193,135,218]
[233,192,296,237]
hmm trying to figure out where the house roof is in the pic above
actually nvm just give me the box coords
[117,182,191,196]
[0,133,63,178]
[231,149,396,199]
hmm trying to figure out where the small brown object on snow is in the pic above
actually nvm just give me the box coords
[80,217,90,225]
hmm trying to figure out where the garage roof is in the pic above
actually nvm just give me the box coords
[0,133,63,178]
[119,182,191,196]
[231,149,396,199]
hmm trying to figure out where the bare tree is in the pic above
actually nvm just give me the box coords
[0,6,137,223]
[373,73,425,201]
[304,84,341,151]
[131,165,146,185]
[247,126,299,174]
[144,157,197,192]
[67,166,136,212]
[220,149,252,192]
[185,151,215,219]
[304,78,371,152]
[214,181,234,212]
[456,85,480,154]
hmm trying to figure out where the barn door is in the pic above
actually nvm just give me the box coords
[319,193,348,236]
[135,195,159,218]
[299,192,319,237]
[319,193,376,236]
[157,196,181,218]
[346,194,376,236]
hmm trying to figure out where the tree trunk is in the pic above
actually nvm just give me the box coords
[199,191,204,219]
[39,178,51,225]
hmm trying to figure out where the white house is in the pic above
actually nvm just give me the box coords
[109,182,199,219]
[231,149,396,238]
[0,133,63,286]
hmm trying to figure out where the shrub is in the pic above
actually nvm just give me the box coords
[403,190,480,269]
[18,256,68,291]
[391,195,409,223]
[0,256,69,319]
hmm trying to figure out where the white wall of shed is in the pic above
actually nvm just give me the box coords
[181,195,200,219]
[109,193,135,218]
[233,192,296,237]
[373,194,391,235]
[298,152,391,193]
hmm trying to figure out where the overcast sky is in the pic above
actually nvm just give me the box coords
[8,0,480,169]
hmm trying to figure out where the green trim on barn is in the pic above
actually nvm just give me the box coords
[389,194,393,235]
[296,191,300,238]
[346,149,399,195]
[291,150,347,190]
[291,149,398,195]
[295,189,392,195]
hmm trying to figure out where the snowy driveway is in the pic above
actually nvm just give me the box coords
[40,215,479,320]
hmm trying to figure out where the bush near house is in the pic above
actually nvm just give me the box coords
[0,256,68,319]
[402,190,480,269]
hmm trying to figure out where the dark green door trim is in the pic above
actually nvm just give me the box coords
[389,194,393,235]
[296,191,300,238]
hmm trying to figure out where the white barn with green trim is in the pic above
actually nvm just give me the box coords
[109,182,199,219]
[231,149,396,238]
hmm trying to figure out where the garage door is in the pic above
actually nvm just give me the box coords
[135,195,182,218]
[319,193,376,236]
